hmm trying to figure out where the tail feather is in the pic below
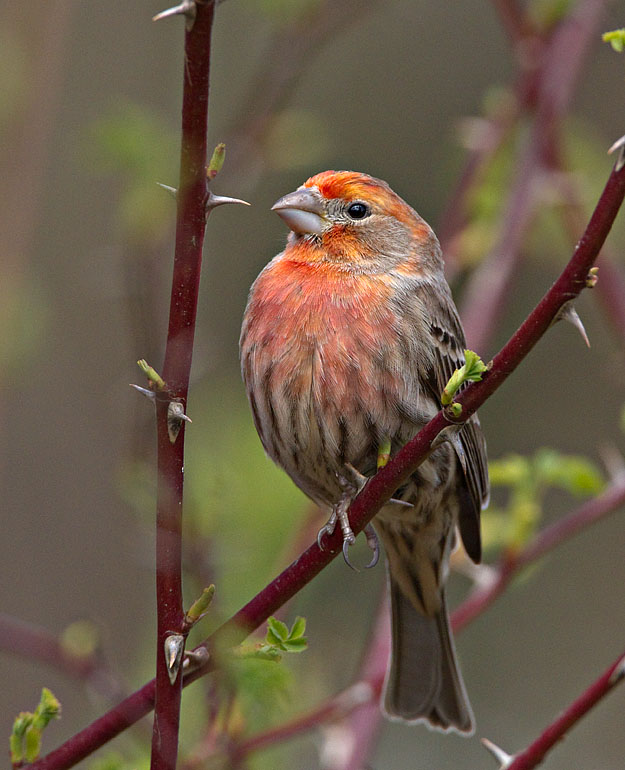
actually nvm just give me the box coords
[383,580,474,734]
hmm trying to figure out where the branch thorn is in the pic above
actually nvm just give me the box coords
[205,190,251,216]
[167,400,192,443]
[164,633,185,685]
[608,134,625,173]
[609,653,625,684]
[432,424,468,473]
[157,182,178,200]
[153,0,197,30]
[553,301,590,347]
[182,646,210,673]
[481,737,515,769]
[130,383,156,401]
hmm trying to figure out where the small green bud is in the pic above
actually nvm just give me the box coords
[186,585,215,623]
[10,689,60,764]
[34,688,61,728]
[441,349,487,405]
[207,143,226,180]
[586,266,599,288]
[136,359,166,390]
[602,29,625,53]
[449,403,463,418]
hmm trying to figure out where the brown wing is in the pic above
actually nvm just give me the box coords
[416,281,489,563]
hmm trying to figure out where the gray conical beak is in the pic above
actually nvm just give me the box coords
[271,188,326,235]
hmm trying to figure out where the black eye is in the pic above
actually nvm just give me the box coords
[346,202,370,219]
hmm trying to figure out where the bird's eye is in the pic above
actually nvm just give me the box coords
[346,202,370,220]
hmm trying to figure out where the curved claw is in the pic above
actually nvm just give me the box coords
[317,525,331,551]
[342,535,358,571]
[363,525,380,569]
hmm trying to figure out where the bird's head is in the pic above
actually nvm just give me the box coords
[271,170,441,271]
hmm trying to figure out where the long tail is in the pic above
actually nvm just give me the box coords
[383,578,474,734]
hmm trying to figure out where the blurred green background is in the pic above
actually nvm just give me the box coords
[1,1,625,768]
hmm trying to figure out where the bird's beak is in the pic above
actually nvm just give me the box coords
[271,188,326,235]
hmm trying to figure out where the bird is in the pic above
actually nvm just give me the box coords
[239,170,489,733]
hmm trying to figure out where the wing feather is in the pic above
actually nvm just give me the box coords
[415,280,489,563]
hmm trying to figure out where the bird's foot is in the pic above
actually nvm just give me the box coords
[317,471,379,571]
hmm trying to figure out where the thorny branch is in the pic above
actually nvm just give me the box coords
[223,475,625,766]
[151,2,217,769]
[30,140,625,770]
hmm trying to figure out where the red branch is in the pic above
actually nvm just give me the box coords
[460,0,605,353]
[222,474,625,765]
[506,651,625,770]
[30,147,625,770]
[151,3,216,770]
[451,477,625,632]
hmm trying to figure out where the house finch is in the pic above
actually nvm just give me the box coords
[240,171,489,733]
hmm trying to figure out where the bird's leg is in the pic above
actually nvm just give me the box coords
[317,466,380,570]
[317,477,356,551]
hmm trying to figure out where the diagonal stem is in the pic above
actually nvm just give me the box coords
[506,650,625,769]
[30,129,625,770]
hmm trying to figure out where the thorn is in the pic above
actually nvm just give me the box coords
[432,424,465,457]
[130,383,156,401]
[205,190,251,215]
[167,400,192,443]
[157,182,178,200]
[153,0,196,30]
[553,300,590,347]
[609,653,625,684]
[608,134,625,173]
[481,737,515,769]
[183,646,210,672]
[598,444,625,485]
[164,633,185,685]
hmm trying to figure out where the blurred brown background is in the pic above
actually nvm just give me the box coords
[1,1,624,768]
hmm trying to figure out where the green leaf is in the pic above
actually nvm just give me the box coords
[10,689,61,764]
[264,628,284,647]
[463,349,488,380]
[281,638,308,653]
[24,725,42,763]
[441,349,487,405]
[289,616,306,640]
[10,714,30,763]
[34,688,62,728]
[489,454,530,486]
[266,617,289,643]
[534,449,604,496]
